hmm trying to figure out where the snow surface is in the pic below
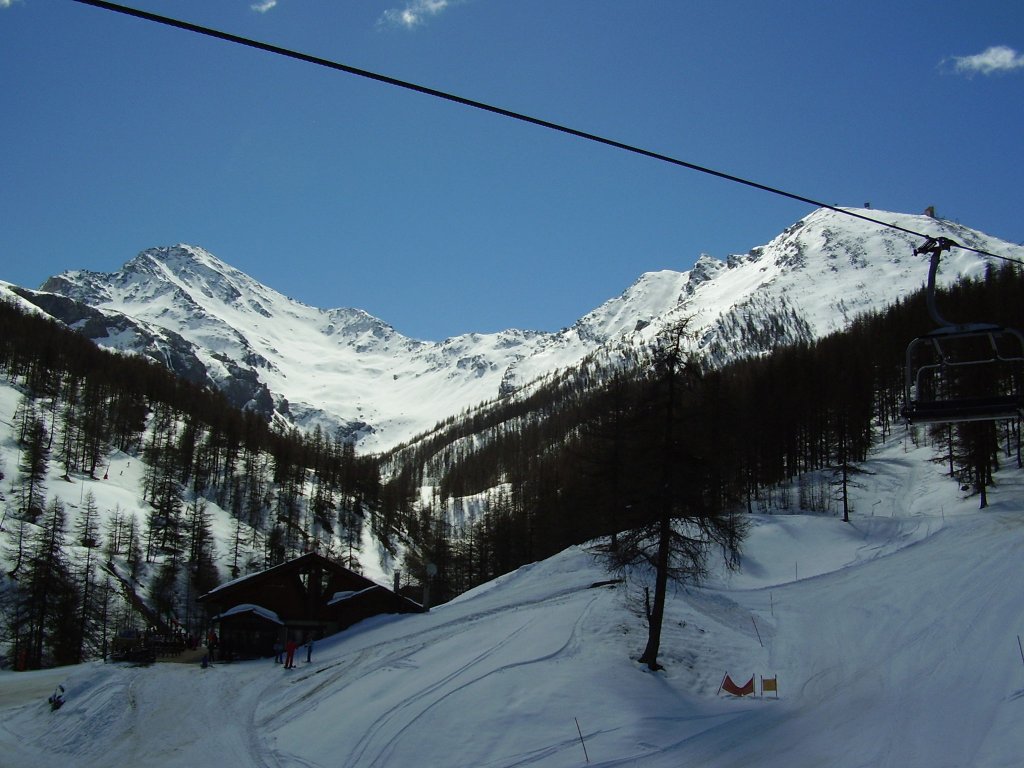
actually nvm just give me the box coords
[213,605,283,625]
[3,434,1022,767]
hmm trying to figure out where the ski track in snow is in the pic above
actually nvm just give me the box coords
[264,588,604,768]
[2,438,1023,767]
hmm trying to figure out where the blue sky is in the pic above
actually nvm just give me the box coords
[3,0,1022,340]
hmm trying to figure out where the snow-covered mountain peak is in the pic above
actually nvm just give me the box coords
[17,207,1023,451]
[122,245,286,314]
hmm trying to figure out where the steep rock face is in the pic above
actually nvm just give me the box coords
[22,208,1023,451]
[685,254,726,295]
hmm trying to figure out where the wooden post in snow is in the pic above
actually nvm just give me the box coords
[574,717,590,763]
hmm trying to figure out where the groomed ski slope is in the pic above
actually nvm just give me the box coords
[2,435,1022,768]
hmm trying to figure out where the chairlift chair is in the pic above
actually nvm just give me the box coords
[902,237,1024,425]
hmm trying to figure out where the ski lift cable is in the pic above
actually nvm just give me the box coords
[70,0,1024,268]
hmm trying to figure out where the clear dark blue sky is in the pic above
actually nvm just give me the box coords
[3,0,1022,340]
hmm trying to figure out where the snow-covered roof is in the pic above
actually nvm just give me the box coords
[203,563,277,596]
[212,603,283,625]
[327,586,378,606]
[200,551,378,599]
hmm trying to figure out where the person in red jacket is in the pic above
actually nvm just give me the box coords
[284,638,297,669]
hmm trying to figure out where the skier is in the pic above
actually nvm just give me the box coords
[273,640,284,664]
[305,636,313,664]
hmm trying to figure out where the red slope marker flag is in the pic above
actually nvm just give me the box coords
[720,673,755,697]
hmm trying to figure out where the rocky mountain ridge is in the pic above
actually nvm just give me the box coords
[5,206,1019,451]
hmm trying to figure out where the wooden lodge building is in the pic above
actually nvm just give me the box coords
[197,552,423,659]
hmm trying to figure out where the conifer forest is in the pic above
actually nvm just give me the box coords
[1,263,1021,668]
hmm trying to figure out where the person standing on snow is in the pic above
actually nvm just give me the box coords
[284,638,297,669]
[305,636,313,664]
[207,630,219,662]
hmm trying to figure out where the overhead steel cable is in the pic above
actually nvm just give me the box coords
[71,0,1023,267]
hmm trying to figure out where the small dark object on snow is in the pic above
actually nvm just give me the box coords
[48,685,65,711]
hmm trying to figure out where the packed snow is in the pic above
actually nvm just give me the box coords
[2,432,1022,767]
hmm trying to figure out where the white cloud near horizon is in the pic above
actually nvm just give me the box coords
[251,0,277,13]
[951,45,1024,76]
[379,0,464,29]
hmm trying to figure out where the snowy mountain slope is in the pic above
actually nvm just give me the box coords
[9,207,1022,451]
[15,246,551,450]
[2,435,1021,768]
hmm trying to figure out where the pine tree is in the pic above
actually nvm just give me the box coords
[612,321,746,671]
[79,379,111,479]
[74,492,102,662]
[103,505,125,561]
[149,559,180,625]
[266,524,287,568]
[17,399,49,523]
[957,420,1000,509]
[338,499,364,571]
[124,512,144,581]
[55,377,81,480]
[15,499,82,668]
[186,499,219,594]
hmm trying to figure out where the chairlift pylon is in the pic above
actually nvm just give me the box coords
[902,237,1024,424]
